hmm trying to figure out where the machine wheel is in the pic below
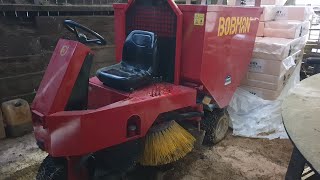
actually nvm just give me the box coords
[36,155,67,180]
[201,109,230,145]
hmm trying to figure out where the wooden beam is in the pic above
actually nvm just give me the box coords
[35,16,114,35]
[91,45,116,63]
[0,71,44,99]
[0,92,36,103]
[0,54,51,78]
[0,36,42,57]
[0,4,113,12]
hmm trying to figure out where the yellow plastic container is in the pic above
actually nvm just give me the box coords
[1,99,33,137]
[0,110,5,139]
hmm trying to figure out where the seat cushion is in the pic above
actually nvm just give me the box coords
[96,62,152,91]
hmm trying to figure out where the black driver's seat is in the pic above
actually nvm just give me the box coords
[96,30,158,91]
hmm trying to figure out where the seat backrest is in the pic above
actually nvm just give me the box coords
[122,30,158,73]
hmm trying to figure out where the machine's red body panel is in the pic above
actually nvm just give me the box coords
[179,5,261,107]
[114,3,262,108]
[34,76,196,156]
[32,40,91,115]
[179,6,207,83]
[202,7,260,107]
[113,3,129,62]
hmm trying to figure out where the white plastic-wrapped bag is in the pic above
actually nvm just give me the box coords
[275,6,314,21]
[228,88,286,139]
[228,62,301,139]
[253,35,307,60]
[264,20,310,39]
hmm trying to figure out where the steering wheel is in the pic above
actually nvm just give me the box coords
[64,19,107,45]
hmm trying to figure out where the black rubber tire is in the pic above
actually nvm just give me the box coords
[201,108,230,145]
[36,155,67,180]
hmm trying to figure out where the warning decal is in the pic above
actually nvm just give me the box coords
[194,13,205,26]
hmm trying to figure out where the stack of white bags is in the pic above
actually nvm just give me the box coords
[227,1,314,139]
[241,5,312,100]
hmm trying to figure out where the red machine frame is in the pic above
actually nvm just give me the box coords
[31,1,262,179]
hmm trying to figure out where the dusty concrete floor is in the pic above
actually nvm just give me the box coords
[0,131,293,180]
[0,134,47,180]
[165,132,293,180]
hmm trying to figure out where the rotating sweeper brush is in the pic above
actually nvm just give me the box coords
[140,120,196,166]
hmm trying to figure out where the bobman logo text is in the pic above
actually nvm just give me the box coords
[217,17,252,36]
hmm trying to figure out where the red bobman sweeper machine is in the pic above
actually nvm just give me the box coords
[31,0,262,179]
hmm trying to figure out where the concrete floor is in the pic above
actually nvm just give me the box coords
[0,131,293,180]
